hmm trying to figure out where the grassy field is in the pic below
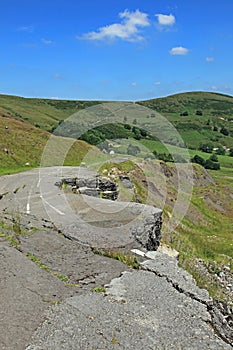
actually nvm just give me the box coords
[0,115,93,168]
[138,139,233,168]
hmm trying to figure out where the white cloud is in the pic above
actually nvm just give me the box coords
[156,14,175,26]
[17,26,34,32]
[131,82,138,86]
[211,85,217,90]
[169,46,189,55]
[80,9,150,42]
[153,81,161,85]
[41,38,54,45]
[206,57,214,62]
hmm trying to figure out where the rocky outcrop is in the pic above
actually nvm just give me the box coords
[131,206,162,251]
[55,175,119,200]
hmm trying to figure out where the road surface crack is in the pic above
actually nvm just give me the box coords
[141,264,233,346]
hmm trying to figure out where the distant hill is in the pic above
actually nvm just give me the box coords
[138,91,233,149]
[0,94,102,132]
[0,91,233,151]
[138,91,233,116]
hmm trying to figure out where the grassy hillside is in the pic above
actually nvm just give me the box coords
[138,91,233,149]
[1,90,232,171]
[0,94,102,132]
[0,114,93,173]
[139,91,233,116]
[1,91,233,151]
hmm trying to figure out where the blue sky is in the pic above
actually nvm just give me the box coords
[1,0,233,101]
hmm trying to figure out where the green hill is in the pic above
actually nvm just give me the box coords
[0,91,233,151]
[0,94,102,132]
[0,112,93,172]
[138,91,233,150]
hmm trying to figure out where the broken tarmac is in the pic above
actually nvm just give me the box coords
[0,167,232,349]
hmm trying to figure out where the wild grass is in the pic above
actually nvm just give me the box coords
[0,166,35,176]
[26,253,70,281]
[0,115,93,169]
[92,248,140,269]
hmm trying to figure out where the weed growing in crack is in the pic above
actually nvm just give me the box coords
[65,283,80,288]
[0,231,20,247]
[26,253,51,271]
[111,336,120,345]
[54,273,69,282]
[26,253,70,283]
[92,248,140,269]
[93,286,106,293]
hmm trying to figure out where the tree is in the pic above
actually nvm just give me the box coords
[140,129,147,137]
[216,146,225,155]
[180,111,189,116]
[205,159,220,170]
[196,110,203,116]
[209,154,218,162]
[229,148,233,157]
[157,153,173,162]
[132,126,141,140]
[124,124,131,130]
[199,143,214,153]
[220,126,229,136]
[191,155,206,166]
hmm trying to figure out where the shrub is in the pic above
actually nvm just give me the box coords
[124,124,131,130]
[220,127,229,136]
[180,111,189,116]
[209,154,218,162]
[205,159,220,170]
[216,146,225,155]
[199,143,214,153]
[191,155,206,166]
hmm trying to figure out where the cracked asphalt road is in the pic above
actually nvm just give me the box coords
[26,267,232,350]
[0,167,232,349]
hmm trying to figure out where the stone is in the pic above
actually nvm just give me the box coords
[119,175,134,189]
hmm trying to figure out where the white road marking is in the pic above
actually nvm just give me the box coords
[26,203,30,214]
[40,195,65,215]
[26,190,32,214]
